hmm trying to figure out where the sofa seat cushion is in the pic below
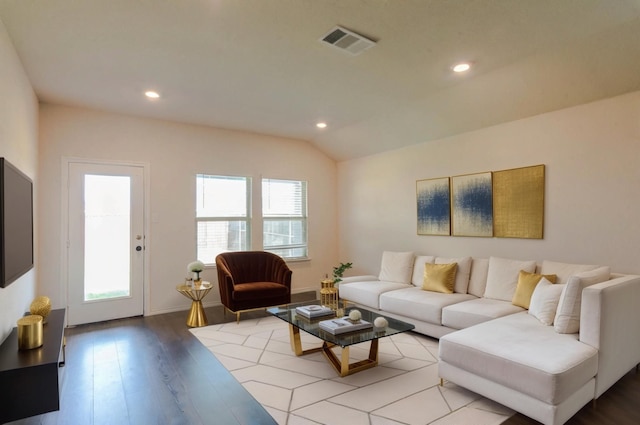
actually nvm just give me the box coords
[232,282,289,301]
[339,281,409,309]
[379,287,476,325]
[439,312,598,404]
[442,298,524,329]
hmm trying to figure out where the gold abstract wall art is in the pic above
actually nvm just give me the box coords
[493,164,545,239]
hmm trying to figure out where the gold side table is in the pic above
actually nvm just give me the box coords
[176,281,212,327]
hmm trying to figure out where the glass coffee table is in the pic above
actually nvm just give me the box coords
[267,300,415,377]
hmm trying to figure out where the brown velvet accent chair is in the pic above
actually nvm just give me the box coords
[215,251,292,322]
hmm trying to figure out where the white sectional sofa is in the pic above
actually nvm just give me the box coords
[338,251,640,425]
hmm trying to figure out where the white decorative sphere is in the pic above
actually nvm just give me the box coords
[348,309,362,321]
[374,317,388,329]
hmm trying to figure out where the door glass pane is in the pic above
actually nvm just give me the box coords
[84,175,131,301]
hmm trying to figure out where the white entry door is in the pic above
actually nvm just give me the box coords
[67,161,145,325]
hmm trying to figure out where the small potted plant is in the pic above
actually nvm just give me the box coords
[188,260,205,284]
[331,262,353,285]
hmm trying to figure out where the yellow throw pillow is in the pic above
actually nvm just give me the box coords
[512,270,558,309]
[422,263,457,294]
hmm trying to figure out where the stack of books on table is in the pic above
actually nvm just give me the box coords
[319,317,373,335]
[295,305,335,319]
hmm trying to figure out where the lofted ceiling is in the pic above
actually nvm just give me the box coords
[1,0,639,161]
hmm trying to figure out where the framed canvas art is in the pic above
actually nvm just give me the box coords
[493,164,545,239]
[451,172,493,237]
[416,177,450,235]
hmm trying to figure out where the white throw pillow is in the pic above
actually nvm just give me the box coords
[554,266,611,334]
[484,257,537,302]
[436,256,472,293]
[528,278,565,325]
[540,260,600,284]
[378,251,415,284]
[411,255,435,286]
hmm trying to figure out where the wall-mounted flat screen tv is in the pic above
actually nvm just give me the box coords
[0,158,34,288]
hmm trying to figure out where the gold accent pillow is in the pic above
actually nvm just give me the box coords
[422,263,457,294]
[512,270,558,309]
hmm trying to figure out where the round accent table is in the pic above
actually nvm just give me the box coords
[176,281,213,327]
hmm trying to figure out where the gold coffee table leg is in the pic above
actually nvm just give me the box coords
[321,339,379,377]
[186,300,208,327]
[290,324,303,355]
[289,324,326,356]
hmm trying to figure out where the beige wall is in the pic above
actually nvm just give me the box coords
[38,104,338,315]
[338,91,640,276]
[0,18,39,342]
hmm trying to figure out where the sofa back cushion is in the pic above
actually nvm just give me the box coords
[411,255,435,286]
[436,256,472,294]
[468,258,489,297]
[540,260,601,284]
[554,266,611,334]
[484,257,537,302]
[378,251,415,284]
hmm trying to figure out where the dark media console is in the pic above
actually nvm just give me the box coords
[0,309,65,423]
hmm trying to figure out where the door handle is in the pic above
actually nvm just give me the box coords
[136,246,142,252]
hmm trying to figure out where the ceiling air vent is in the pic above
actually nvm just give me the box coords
[320,26,376,56]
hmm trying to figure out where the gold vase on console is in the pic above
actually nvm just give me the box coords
[29,296,52,324]
[17,315,43,349]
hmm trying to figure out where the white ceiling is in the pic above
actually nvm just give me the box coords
[1,0,639,161]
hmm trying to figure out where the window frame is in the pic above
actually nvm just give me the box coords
[195,174,252,265]
[261,178,308,260]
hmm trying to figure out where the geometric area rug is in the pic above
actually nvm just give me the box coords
[190,316,514,425]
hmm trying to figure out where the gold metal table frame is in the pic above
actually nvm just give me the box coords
[269,301,414,378]
[176,281,213,327]
[289,324,379,377]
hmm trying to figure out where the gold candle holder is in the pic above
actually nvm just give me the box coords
[320,279,339,311]
[17,315,44,350]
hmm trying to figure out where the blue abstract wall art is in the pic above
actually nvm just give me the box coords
[416,177,450,235]
[452,172,493,237]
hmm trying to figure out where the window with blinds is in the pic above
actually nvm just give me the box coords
[262,178,308,259]
[196,174,251,264]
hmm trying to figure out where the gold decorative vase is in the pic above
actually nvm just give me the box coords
[30,296,52,324]
[17,315,44,350]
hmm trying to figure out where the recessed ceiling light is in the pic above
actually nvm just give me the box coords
[316,122,327,129]
[452,63,471,73]
[145,91,160,99]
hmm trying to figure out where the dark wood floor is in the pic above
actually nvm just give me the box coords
[5,296,319,425]
[7,292,639,425]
